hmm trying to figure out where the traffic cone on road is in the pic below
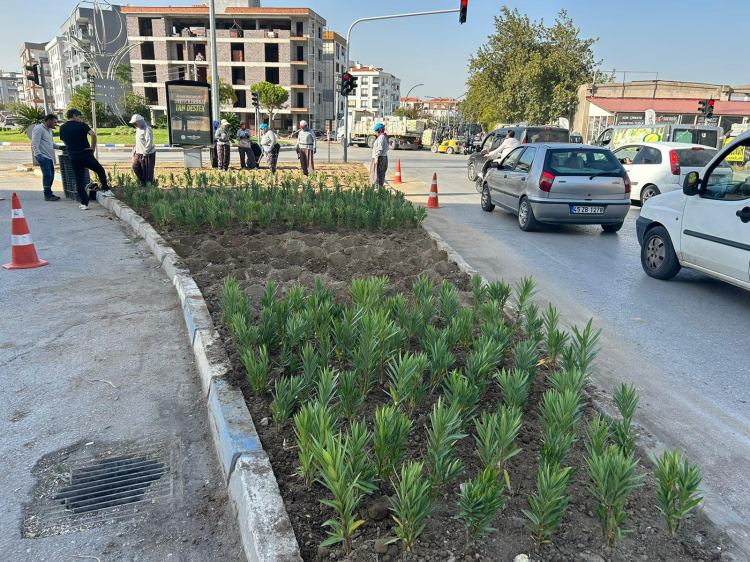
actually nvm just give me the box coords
[426,173,440,209]
[2,193,49,270]
[393,159,403,184]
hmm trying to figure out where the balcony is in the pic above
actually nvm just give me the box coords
[290,107,308,112]
[290,35,308,40]
[290,60,307,65]
[291,83,307,88]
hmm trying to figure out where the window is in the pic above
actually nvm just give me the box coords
[360,89,368,97]
[673,128,719,148]
[335,62,339,73]
[296,92,304,108]
[265,67,279,84]
[143,64,157,83]
[336,44,339,58]
[360,100,367,108]
[318,71,322,83]
[140,42,155,60]
[595,128,613,147]
[613,145,642,164]
[144,86,158,104]
[632,146,662,165]
[490,133,505,151]
[264,43,279,63]
[348,99,355,107]
[526,128,569,143]
[515,148,537,173]
[372,77,379,85]
[546,149,623,176]
[675,148,717,168]
[702,141,750,201]
[318,50,322,61]
[318,26,322,39]
[500,148,524,170]
[361,77,368,85]
[318,93,322,105]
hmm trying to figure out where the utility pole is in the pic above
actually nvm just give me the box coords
[38,58,51,115]
[88,71,98,160]
[343,8,460,162]
[208,0,220,126]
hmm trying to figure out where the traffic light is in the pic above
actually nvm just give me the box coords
[349,75,358,95]
[697,99,707,115]
[251,91,259,108]
[459,0,468,24]
[25,64,39,85]
[706,98,715,119]
[340,72,358,96]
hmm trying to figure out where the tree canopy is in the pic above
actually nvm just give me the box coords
[208,77,238,106]
[464,8,602,129]
[251,81,289,127]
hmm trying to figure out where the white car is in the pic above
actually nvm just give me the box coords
[637,131,750,290]
[613,142,719,205]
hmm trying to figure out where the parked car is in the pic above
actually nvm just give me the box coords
[479,144,632,232]
[592,124,723,151]
[432,138,464,154]
[612,142,719,205]
[467,125,569,181]
[637,131,750,289]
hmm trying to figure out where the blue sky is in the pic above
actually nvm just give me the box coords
[4,0,747,98]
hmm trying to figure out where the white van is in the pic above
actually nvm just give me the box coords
[593,124,723,151]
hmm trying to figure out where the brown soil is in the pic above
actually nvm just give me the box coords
[132,210,728,562]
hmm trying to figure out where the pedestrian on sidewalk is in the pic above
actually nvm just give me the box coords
[236,121,256,170]
[59,109,113,210]
[129,114,156,187]
[296,120,316,176]
[259,124,279,174]
[370,122,389,187]
[210,120,219,169]
[215,119,231,171]
[31,113,60,201]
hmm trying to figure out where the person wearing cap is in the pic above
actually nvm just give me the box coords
[215,118,232,171]
[130,114,156,187]
[236,121,256,170]
[370,123,389,187]
[210,120,220,169]
[258,123,279,174]
[295,120,316,176]
[31,113,60,201]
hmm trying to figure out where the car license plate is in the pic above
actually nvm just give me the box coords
[570,205,605,214]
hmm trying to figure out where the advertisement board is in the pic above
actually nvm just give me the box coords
[165,80,212,147]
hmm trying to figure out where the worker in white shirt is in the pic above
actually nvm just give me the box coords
[295,120,316,176]
[31,113,60,201]
[483,130,520,162]
[258,124,279,173]
[129,114,156,186]
[370,123,389,187]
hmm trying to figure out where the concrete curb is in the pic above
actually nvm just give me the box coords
[419,222,750,558]
[96,191,303,562]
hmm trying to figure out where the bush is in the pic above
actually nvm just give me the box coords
[154,114,168,129]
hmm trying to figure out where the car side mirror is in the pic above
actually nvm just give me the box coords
[683,171,700,196]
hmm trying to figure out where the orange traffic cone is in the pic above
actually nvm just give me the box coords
[426,173,440,209]
[393,159,403,184]
[2,193,49,270]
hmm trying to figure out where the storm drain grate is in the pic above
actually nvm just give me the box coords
[55,455,166,514]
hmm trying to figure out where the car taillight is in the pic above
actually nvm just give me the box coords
[669,150,680,175]
[623,173,631,194]
[539,171,554,192]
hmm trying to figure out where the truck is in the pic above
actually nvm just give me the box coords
[340,116,427,150]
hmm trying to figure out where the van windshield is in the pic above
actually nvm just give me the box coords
[546,149,623,176]
[672,129,718,148]
[526,128,569,143]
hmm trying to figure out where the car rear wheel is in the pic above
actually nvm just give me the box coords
[518,197,538,231]
[601,222,624,233]
[447,147,455,154]
[640,184,661,205]
[641,226,681,280]
[468,162,477,181]
[481,184,495,212]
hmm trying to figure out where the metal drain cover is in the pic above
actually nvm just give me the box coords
[22,438,181,538]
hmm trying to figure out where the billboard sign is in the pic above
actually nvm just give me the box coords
[165,80,212,147]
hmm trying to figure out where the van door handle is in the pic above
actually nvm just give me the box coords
[520,177,526,182]
[503,174,508,179]
[737,207,750,223]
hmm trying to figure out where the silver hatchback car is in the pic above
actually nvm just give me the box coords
[479,144,632,232]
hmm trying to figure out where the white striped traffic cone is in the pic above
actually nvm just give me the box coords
[2,193,49,270]
[393,158,403,184]
[427,173,440,209]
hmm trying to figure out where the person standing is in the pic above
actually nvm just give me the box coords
[236,121,256,170]
[210,120,219,169]
[295,120,316,176]
[370,123,389,187]
[59,109,113,210]
[259,124,278,173]
[31,114,60,201]
[129,114,156,187]
[215,119,231,171]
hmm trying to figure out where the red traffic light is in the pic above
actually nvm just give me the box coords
[708,99,715,106]
[461,0,467,5]
[459,0,468,24]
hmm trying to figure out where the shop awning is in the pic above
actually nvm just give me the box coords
[586,97,750,116]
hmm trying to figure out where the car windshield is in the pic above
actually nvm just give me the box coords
[526,128,569,143]
[546,149,623,176]
[674,148,717,168]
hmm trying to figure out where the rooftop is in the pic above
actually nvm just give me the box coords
[587,97,750,116]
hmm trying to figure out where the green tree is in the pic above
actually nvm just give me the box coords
[68,86,106,124]
[15,106,46,133]
[114,63,133,86]
[123,91,151,123]
[207,76,237,106]
[251,81,289,127]
[393,106,421,120]
[464,8,602,129]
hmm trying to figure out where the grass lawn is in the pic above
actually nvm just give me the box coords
[0,127,170,145]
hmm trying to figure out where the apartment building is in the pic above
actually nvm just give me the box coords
[0,71,23,105]
[347,63,400,119]
[123,0,328,131]
[45,37,70,112]
[400,97,462,119]
[19,42,52,108]
[322,31,346,127]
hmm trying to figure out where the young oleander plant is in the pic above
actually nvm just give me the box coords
[474,406,522,482]
[496,369,531,413]
[654,449,704,538]
[425,397,466,497]
[523,462,573,548]
[456,466,507,545]
[241,344,270,395]
[294,400,339,486]
[610,383,639,456]
[389,461,435,553]
[373,404,413,480]
[271,375,306,430]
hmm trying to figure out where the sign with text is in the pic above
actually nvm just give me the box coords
[165,80,212,147]
[94,78,124,104]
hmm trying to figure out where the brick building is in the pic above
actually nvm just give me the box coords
[123,1,328,131]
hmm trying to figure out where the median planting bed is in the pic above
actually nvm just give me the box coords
[115,173,729,562]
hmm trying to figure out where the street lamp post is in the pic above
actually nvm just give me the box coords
[403,83,423,110]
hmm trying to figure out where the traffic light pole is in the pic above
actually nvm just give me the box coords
[342,8,459,162]
[37,59,50,115]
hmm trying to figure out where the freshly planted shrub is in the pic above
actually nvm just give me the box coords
[471,273,488,317]
[511,277,538,329]
[585,414,611,458]
[542,304,569,369]
[425,397,466,496]
[294,400,339,486]
[443,369,480,424]
[345,420,377,496]
[271,375,305,430]
[425,331,455,393]
[611,383,639,456]
[350,276,389,311]
[337,370,363,422]
[513,339,539,382]
[563,319,601,376]
[523,462,573,547]
[496,369,531,412]
[437,280,460,324]
[474,406,522,476]
[241,344,270,395]
[412,274,434,305]
[654,449,704,537]
[387,351,429,416]
[548,368,589,400]
[389,461,435,553]
[316,366,339,406]
[300,342,320,391]
[586,445,644,547]
[486,279,512,308]
[373,404,413,479]
[456,466,506,545]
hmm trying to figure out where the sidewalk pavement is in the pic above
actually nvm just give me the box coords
[0,173,245,562]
